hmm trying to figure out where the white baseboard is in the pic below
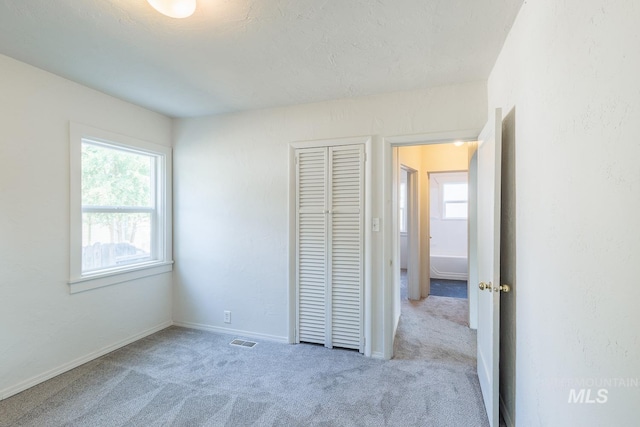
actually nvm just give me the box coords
[499,393,515,427]
[0,321,173,401]
[430,269,468,281]
[371,351,385,360]
[173,320,289,344]
[430,255,468,281]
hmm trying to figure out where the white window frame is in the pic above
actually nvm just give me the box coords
[69,123,173,293]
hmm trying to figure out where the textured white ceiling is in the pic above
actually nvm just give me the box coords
[0,0,523,117]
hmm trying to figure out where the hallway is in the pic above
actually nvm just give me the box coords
[396,271,474,362]
[394,270,487,424]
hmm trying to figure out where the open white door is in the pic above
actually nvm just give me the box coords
[476,108,503,427]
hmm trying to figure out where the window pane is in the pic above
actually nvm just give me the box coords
[400,182,407,232]
[444,201,468,219]
[399,208,407,233]
[82,212,153,272]
[443,183,468,202]
[82,142,153,207]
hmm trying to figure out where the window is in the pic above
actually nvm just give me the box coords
[442,182,468,219]
[69,123,172,293]
[81,142,155,271]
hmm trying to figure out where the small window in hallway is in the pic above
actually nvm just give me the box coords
[442,182,468,219]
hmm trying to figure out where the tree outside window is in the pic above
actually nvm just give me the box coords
[81,141,157,272]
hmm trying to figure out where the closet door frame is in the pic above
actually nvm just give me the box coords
[288,136,372,356]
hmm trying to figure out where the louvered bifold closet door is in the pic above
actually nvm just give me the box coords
[328,145,364,351]
[296,148,328,345]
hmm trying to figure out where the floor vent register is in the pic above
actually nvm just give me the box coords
[230,339,257,348]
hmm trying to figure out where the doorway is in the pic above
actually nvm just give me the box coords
[395,143,471,303]
[498,107,517,427]
[382,130,479,360]
[428,171,469,299]
[385,122,517,426]
[394,142,473,344]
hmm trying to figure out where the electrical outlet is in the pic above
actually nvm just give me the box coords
[224,310,231,323]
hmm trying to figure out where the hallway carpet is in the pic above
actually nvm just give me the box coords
[0,299,487,426]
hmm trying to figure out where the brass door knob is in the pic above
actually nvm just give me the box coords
[478,281,492,291]
[495,284,511,293]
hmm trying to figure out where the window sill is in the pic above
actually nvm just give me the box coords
[68,261,174,294]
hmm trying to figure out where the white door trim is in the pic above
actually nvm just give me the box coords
[400,165,421,301]
[382,129,481,359]
[288,135,372,357]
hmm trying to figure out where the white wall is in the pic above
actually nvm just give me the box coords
[173,82,487,356]
[488,1,640,424]
[0,54,173,398]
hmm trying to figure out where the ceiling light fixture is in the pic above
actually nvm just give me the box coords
[453,140,465,147]
[147,0,196,19]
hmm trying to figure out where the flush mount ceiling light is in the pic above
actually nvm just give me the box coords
[453,140,465,147]
[147,0,196,18]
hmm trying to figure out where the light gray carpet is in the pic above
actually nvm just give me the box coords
[0,296,488,427]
